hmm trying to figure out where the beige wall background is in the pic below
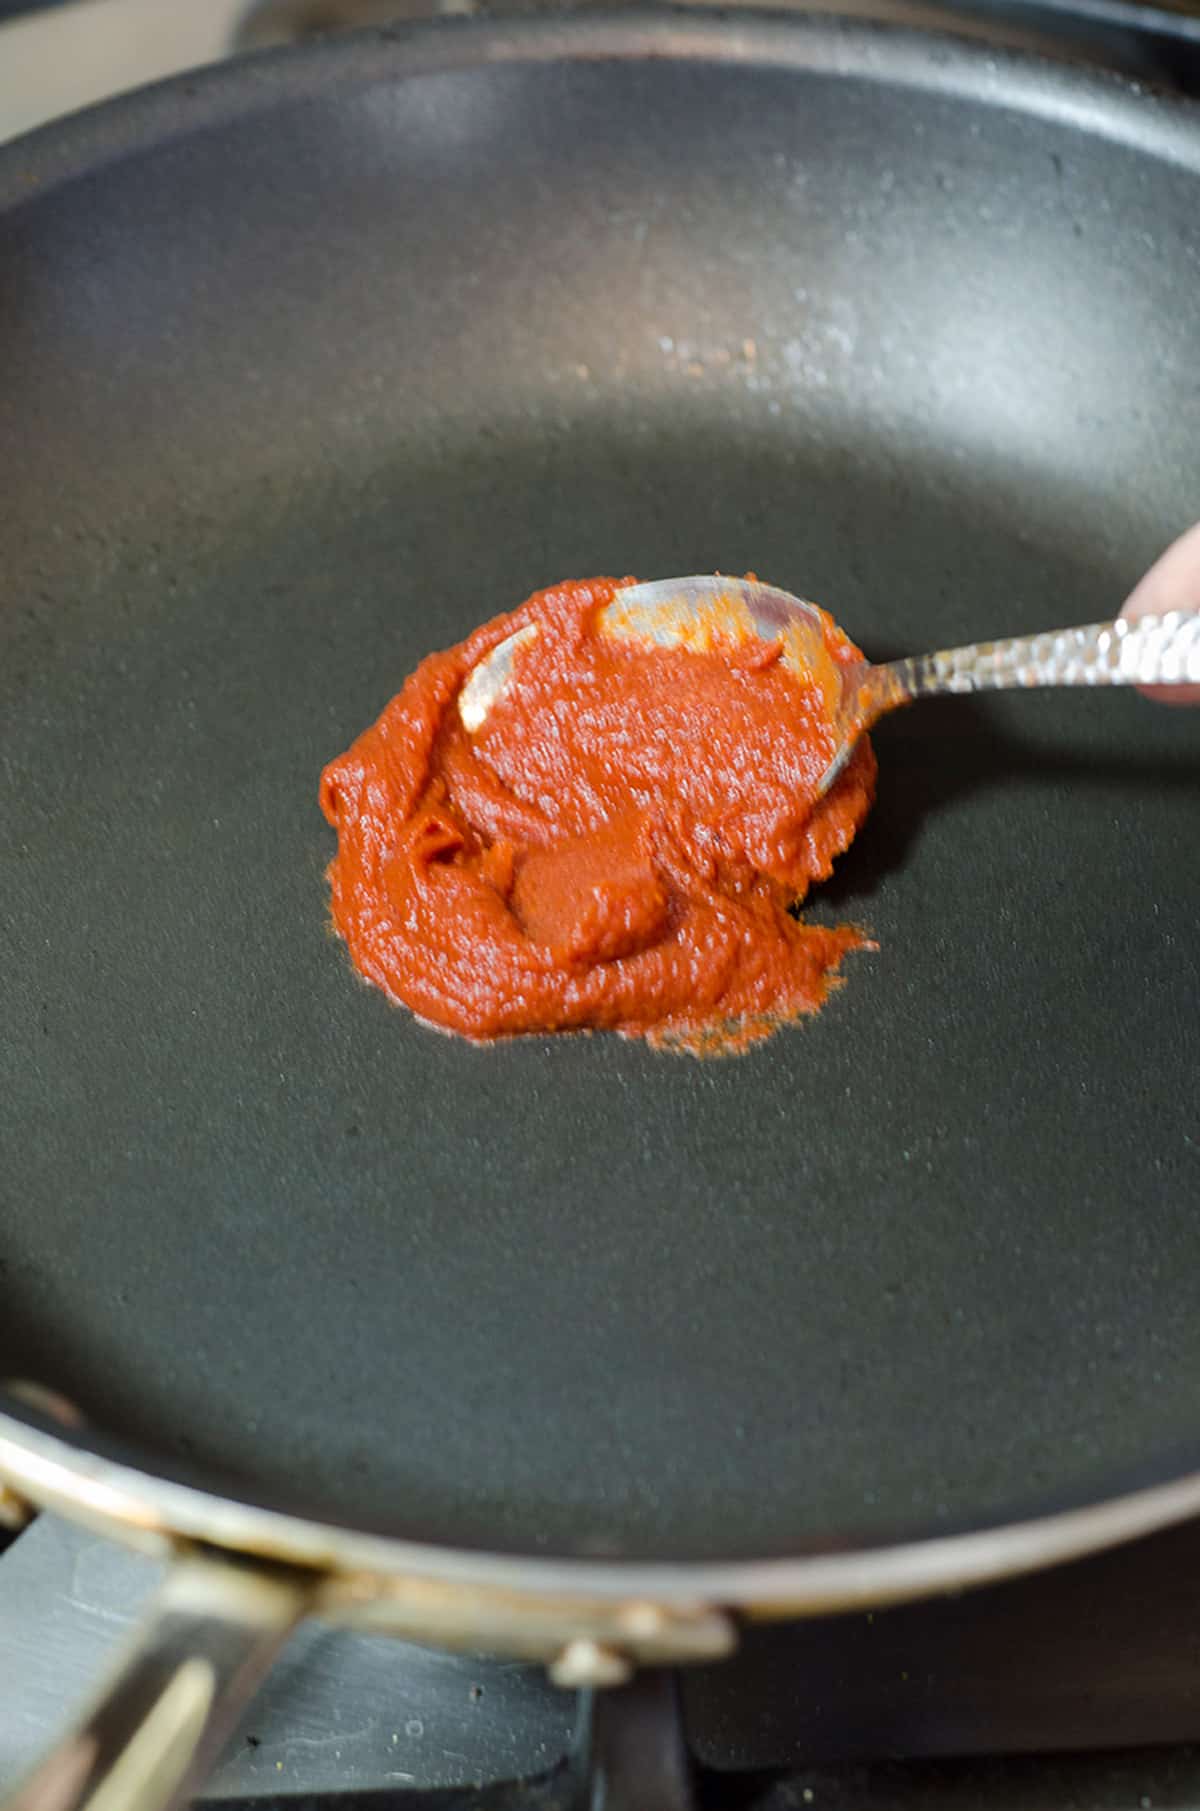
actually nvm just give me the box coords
[0,0,248,144]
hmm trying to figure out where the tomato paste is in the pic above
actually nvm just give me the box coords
[320,579,875,1054]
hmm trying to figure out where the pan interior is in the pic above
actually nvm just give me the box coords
[1,30,1199,1562]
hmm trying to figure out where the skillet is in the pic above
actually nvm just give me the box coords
[1,11,1199,1804]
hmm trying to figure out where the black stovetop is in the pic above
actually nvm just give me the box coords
[8,1509,1200,1807]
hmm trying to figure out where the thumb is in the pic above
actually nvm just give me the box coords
[1120,518,1200,704]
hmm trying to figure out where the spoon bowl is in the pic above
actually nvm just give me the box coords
[458,577,848,757]
[458,576,1200,797]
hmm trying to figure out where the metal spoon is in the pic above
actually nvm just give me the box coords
[458,576,1200,797]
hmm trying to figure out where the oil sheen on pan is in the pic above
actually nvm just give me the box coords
[319,578,876,1055]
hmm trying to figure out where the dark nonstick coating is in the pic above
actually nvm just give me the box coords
[1,18,1199,1564]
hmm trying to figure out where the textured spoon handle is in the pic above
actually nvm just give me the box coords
[875,611,1200,703]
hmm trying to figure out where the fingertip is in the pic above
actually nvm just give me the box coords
[1134,684,1200,706]
[1120,519,1200,704]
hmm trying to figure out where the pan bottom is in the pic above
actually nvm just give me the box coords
[3,410,1199,1560]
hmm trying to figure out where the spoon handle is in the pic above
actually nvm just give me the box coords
[871,611,1200,706]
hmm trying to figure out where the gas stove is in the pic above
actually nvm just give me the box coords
[6,1509,1200,1807]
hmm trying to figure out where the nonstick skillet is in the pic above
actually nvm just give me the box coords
[1,12,1199,1807]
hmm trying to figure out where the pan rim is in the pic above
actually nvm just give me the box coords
[5,1402,1200,1608]
[1,4,1199,217]
[3,7,1200,1603]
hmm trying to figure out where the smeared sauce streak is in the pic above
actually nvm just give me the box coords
[320,578,876,1055]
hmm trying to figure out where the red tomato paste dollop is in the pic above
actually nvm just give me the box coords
[320,579,876,1055]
